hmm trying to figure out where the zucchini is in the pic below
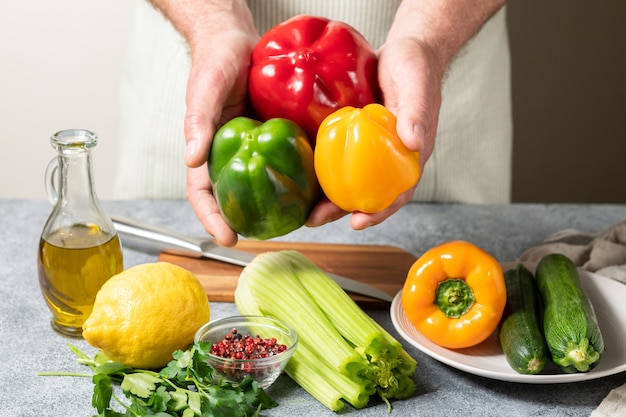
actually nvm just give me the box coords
[536,253,604,373]
[499,264,548,374]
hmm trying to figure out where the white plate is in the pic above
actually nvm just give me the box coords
[391,265,626,383]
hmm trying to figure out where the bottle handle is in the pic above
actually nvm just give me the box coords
[45,157,59,205]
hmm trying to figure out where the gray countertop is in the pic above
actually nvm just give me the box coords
[2,199,625,417]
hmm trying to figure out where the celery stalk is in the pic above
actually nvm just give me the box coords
[237,253,368,374]
[234,250,417,411]
[235,282,350,410]
[278,251,407,363]
[278,251,388,354]
[236,272,372,411]
[284,354,345,411]
[235,260,372,410]
[285,343,372,410]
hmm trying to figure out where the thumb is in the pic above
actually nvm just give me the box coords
[184,61,225,168]
[393,79,439,162]
[396,111,426,153]
[380,39,442,160]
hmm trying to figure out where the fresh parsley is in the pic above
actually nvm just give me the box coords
[39,341,277,417]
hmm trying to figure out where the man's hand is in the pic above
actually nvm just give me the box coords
[183,27,258,246]
[150,0,258,245]
[306,0,505,229]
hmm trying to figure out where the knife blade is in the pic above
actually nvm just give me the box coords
[111,215,394,303]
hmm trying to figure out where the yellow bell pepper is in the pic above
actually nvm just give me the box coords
[314,103,420,213]
[401,240,507,349]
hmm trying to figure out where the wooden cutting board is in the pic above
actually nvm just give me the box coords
[158,241,418,309]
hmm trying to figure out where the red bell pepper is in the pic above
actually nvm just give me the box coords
[248,15,379,144]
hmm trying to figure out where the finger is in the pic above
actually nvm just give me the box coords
[349,186,415,230]
[392,66,436,156]
[186,163,238,246]
[305,199,349,227]
[395,83,437,161]
[379,40,441,158]
[184,58,232,168]
[396,106,426,153]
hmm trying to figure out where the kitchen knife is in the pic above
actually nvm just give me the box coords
[111,215,394,303]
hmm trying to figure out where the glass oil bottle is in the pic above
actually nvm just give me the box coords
[37,129,123,337]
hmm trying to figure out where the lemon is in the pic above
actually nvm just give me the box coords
[83,262,210,369]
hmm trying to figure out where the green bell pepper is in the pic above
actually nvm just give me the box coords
[208,117,321,240]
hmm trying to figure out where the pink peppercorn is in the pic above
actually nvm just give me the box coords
[210,328,288,360]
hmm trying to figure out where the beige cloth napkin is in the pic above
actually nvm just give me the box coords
[592,385,626,417]
[519,219,626,416]
[519,218,626,284]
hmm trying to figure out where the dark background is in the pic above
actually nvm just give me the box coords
[507,1,626,203]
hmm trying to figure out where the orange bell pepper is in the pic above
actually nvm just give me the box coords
[314,103,420,213]
[401,240,507,349]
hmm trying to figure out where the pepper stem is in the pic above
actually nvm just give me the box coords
[434,278,475,318]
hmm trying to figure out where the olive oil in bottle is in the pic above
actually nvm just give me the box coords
[38,130,123,337]
[37,224,123,336]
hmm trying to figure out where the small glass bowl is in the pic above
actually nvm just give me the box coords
[194,315,298,389]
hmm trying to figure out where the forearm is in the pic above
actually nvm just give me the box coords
[147,0,255,51]
[387,0,506,74]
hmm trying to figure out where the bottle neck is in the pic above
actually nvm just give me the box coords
[56,149,99,210]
